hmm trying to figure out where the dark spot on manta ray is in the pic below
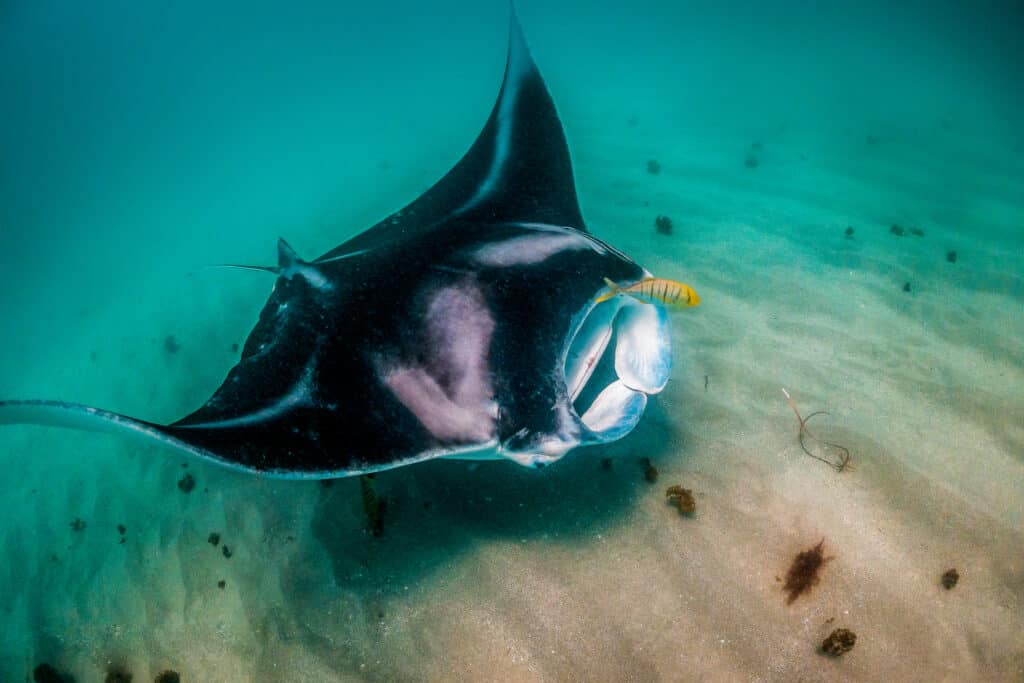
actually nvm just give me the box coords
[208,532,220,546]
[0,10,687,483]
[177,472,195,493]
[70,517,86,532]
[655,215,673,235]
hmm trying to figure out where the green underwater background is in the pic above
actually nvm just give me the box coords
[1,1,1022,680]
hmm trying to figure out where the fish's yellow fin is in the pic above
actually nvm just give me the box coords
[593,277,620,304]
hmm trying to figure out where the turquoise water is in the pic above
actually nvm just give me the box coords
[2,1,1022,681]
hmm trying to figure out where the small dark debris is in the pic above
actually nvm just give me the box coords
[903,282,912,293]
[90,350,98,362]
[627,114,639,127]
[821,628,856,656]
[70,517,86,532]
[941,568,959,589]
[646,159,661,174]
[222,545,233,559]
[217,580,226,590]
[155,672,180,683]
[784,539,831,604]
[119,538,125,544]
[865,134,879,146]
[665,485,696,515]
[654,215,673,235]
[946,250,957,263]
[164,335,180,354]
[117,524,126,535]
[181,462,188,468]
[890,224,906,236]
[600,457,613,470]
[909,227,924,237]
[422,501,432,510]
[105,665,133,683]
[844,226,854,238]
[642,458,659,483]
[208,532,220,546]
[743,152,759,169]
[231,342,240,353]
[751,141,763,151]
[177,472,195,493]
[33,663,73,683]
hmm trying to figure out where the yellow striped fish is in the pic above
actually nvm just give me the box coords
[595,276,700,309]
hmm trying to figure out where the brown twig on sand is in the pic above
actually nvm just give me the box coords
[782,388,853,472]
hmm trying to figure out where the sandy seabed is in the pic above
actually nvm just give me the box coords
[1,116,1022,682]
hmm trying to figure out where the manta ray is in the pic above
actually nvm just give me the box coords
[0,9,692,478]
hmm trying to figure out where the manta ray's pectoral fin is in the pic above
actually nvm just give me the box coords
[319,4,587,260]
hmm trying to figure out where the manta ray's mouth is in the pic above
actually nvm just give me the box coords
[564,295,672,444]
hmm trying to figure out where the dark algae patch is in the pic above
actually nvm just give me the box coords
[665,485,696,514]
[33,663,74,683]
[821,628,856,656]
[783,539,832,604]
[177,472,195,493]
[941,568,959,589]
[641,458,659,483]
[222,544,233,558]
[105,664,133,683]
[155,672,180,683]
[360,474,387,536]
[654,214,673,235]
[208,532,221,546]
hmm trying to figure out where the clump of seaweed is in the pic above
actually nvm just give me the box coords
[665,485,696,515]
[941,568,959,589]
[782,388,853,472]
[154,672,180,683]
[33,663,74,683]
[654,215,673,235]
[177,472,195,493]
[207,532,220,546]
[784,538,832,604]
[821,628,856,656]
[641,458,659,483]
[360,474,387,537]
[105,665,133,683]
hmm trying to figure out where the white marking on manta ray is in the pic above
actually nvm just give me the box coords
[472,232,594,268]
[178,357,319,430]
[380,282,497,443]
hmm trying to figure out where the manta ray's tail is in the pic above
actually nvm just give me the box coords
[0,399,223,465]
